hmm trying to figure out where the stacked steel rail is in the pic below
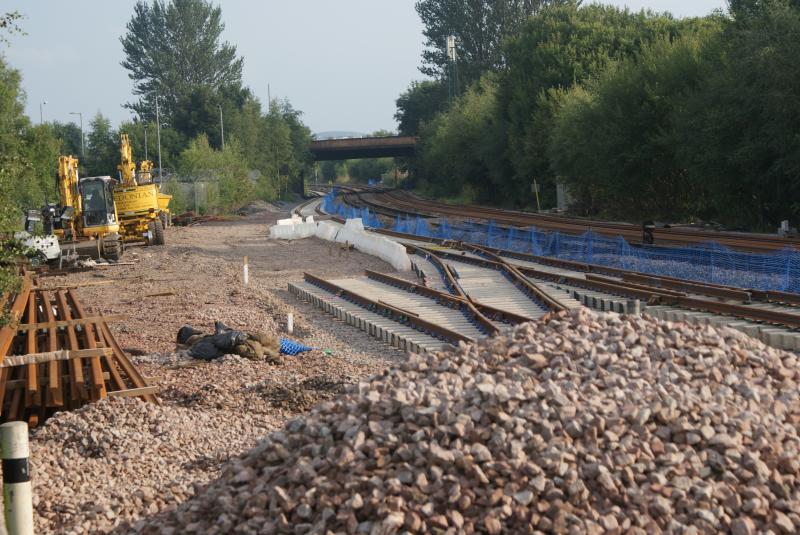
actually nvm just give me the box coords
[0,276,157,426]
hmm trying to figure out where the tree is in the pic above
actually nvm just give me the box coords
[419,74,499,200]
[494,4,698,206]
[52,121,83,157]
[121,0,244,122]
[85,112,118,177]
[678,0,800,229]
[0,11,24,46]
[549,35,714,220]
[395,80,448,136]
[415,0,574,85]
[348,158,394,184]
[179,134,253,211]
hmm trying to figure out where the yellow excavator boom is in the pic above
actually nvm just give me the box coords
[57,155,82,215]
[117,134,137,186]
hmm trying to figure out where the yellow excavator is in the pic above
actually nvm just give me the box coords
[112,134,171,245]
[49,155,123,260]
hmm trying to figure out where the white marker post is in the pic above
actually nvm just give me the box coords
[287,313,294,335]
[1,422,33,535]
[243,256,249,287]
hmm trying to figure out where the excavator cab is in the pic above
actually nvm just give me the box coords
[80,177,118,229]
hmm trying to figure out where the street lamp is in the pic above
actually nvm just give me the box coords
[155,95,163,180]
[69,112,84,157]
[39,100,47,124]
[218,104,225,151]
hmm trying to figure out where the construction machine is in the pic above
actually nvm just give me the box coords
[41,155,123,260]
[112,134,171,245]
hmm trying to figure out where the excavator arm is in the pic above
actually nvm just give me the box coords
[117,134,137,187]
[57,155,81,214]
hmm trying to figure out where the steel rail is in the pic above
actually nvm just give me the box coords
[464,245,570,313]
[321,192,800,326]
[364,270,531,327]
[303,272,474,344]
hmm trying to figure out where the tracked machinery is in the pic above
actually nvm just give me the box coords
[112,134,172,246]
[42,155,124,261]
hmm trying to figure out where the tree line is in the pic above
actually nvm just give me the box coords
[398,0,800,231]
[1,0,314,222]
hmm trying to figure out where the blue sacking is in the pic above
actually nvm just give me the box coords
[280,338,313,356]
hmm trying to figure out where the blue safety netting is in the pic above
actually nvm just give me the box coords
[280,338,313,356]
[326,189,800,293]
[407,217,800,293]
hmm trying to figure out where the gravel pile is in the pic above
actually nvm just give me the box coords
[131,308,800,534]
[31,397,271,534]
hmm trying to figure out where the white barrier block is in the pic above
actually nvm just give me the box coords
[344,218,365,231]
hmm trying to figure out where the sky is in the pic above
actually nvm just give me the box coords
[4,0,726,135]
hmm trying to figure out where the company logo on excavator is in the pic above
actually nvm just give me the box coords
[119,190,156,201]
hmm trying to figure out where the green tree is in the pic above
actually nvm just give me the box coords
[347,158,394,184]
[549,35,714,220]
[179,134,253,211]
[415,0,575,84]
[121,0,244,122]
[85,112,118,177]
[419,74,499,200]
[395,80,448,136]
[495,4,696,206]
[51,121,83,157]
[679,0,800,229]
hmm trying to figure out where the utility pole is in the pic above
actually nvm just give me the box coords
[39,100,47,124]
[218,104,225,150]
[446,36,458,103]
[69,112,84,157]
[155,95,163,180]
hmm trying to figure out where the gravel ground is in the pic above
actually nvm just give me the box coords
[29,205,410,534]
[131,307,800,535]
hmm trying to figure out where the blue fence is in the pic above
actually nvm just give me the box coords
[322,191,383,228]
[322,191,800,293]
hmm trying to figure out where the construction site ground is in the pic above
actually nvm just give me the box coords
[31,205,410,533]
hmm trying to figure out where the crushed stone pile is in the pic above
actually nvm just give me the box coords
[130,308,800,534]
[31,397,271,534]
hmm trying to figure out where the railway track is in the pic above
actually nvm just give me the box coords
[291,202,800,351]
[349,189,800,253]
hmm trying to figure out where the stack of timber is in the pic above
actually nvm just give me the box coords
[0,276,158,427]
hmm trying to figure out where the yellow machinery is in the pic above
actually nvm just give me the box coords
[54,155,123,260]
[112,134,171,245]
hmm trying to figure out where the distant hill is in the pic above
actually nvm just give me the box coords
[315,131,367,140]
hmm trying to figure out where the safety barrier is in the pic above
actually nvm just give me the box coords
[325,191,800,292]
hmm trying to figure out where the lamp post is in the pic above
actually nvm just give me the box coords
[39,100,47,124]
[218,104,225,151]
[143,125,148,160]
[69,112,84,157]
[155,95,163,180]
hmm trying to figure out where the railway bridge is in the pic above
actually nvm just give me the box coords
[309,135,416,161]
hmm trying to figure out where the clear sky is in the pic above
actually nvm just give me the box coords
[4,0,726,135]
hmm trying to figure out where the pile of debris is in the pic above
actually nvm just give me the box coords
[32,397,271,533]
[131,308,800,534]
[177,321,283,364]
